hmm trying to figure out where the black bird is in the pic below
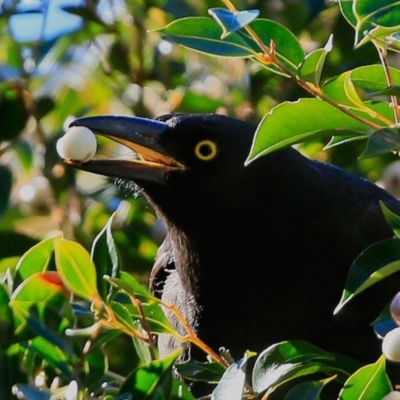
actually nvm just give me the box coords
[67,113,400,368]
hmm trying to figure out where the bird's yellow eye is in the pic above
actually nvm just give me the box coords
[194,140,218,161]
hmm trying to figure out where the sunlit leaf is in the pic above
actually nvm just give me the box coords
[54,235,99,302]
[339,356,391,399]
[208,8,260,39]
[0,284,14,349]
[212,352,253,400]
[31,335,74,379]
[156,17,257,58]
[118,349,181,399]
[298,35,332,86]
[381,201,400,238]
[252,341,337,395]
[246,99,385,163]
[335,238,400,313]
[14,236,54,284]
[91,212,121,301]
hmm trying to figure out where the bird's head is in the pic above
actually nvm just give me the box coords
[63,114,265,225]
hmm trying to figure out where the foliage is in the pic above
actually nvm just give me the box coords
[3,0,400,399]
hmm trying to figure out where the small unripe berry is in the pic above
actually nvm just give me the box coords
[382,327,400,362]
[56,126,97,162]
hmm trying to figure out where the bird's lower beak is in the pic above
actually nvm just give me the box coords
[66,115,184,183]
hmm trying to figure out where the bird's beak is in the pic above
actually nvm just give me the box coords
[66,115,185,183]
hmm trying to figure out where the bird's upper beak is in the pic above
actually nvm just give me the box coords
[66,115,185,183]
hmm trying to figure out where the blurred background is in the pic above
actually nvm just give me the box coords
[2,0,400,373]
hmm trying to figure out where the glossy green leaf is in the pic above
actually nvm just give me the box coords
[118,349,181,399]
[324,134,367,150]
[212,352,252,400]
[246,98,382,163]
[339,356,391,399]
[31,335,74,379]
[0,165,12,216]
[176,360,226,383]
[54,235,99,302]
[110,301,140,333]
[91,212,121,301]
[335,238,400,313]
[108,271,156,302]
[360,127,400,158]
[298,35,332,86]
[10,272,71,339]
[252,341,336,395]
[338,0,357,28]
[284,376,336,400]
[14,236,54,284]
[381,201,400,238]
[157,18,304,75]
[369,85,400,97]
[353,1,400,47]
[156,17,257,58]
[132,320,153,364]
[245,19,305,75]
[0,284,14,349]
[208,8,260,39]
[123,302,176,335]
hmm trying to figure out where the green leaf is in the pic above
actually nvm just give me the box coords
[369,85,400,97]
[156,17,257,58]
[110,301,141,333]
[208,8,260,39]
[339,356,391,399]
[156,18,304,75]
[284,376,336,400]
[0,165,12,216]
[91,212,121,301]
[212,352,252,400]
[335,238,400,313]
[381,201,400,238]
[360,128,400,158]
[298,35,332,86]
[176,360,226,383]
[119,349,181,399]
[31,335,74,379]
[245,19,305,75]
[62,5,107,26]
[252,341,336,395]
[14,236,54,284]
[246,98,379,163]
[323,65,400,108]
[324,134,367,150]
[353,1,400,47]
[10,272,71,340]
[54,235,99,302]
[0,284,14,349]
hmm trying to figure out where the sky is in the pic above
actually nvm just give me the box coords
[6,0,86,42]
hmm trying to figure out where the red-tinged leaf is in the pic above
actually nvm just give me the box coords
[54,235,99,302]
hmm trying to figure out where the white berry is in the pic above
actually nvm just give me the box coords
[382,391,400,400]
[57,126,97,162]
[382,327,400,362]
